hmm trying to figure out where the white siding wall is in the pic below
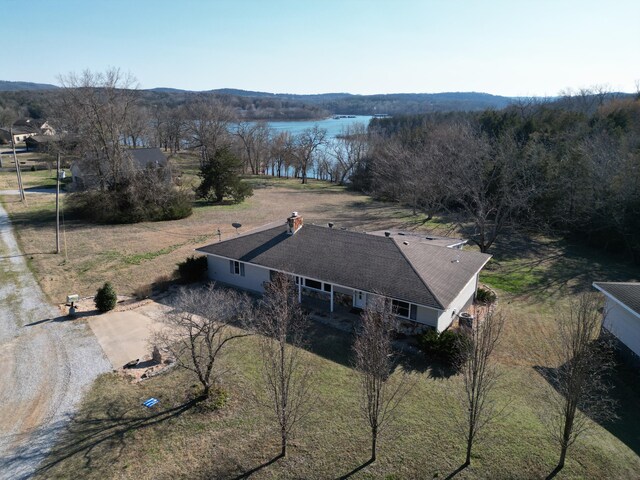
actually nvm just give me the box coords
[603,299,640,357]
[415,305,440,328]
[206,255,271,293]
[436,273,478,332]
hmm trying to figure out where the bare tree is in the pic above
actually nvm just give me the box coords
[437,122,538,252]
[269,131,295,178]
[256,273,314,457]
[0,106,17,129]
[353,296,411,462]
[455,307,506,468]
[371,133,443,217]
[124,104,150,147]
[331,123,369,185]
[56,68,140,189]
[155,285,252,399]
[183,96,236,153]
[541,293,616,475]
[293,125,326,184]
[234,121,271,174]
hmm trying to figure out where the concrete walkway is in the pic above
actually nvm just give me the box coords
[87,305,165,369]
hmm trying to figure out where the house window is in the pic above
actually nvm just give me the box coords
[323,283,332,292]
[304,278,322,290]
[392,300,417,320]
[229,260,245,277]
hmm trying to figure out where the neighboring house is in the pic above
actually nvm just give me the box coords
[197,212,492,332]
[593,281,640,362]
[0,118,55,145]
[25,134,59,152]
[13,118,55,135]
[71,147,170,190]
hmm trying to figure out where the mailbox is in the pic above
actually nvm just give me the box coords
[66,294,79,305]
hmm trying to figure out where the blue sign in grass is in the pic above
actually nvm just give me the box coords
[142,397,159,408]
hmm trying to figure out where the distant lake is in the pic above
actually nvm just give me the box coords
[265,115,373,137]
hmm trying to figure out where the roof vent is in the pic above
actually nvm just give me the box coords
[328,222,334,229]
[403,241,409,245]
[384,231,391,237]
[398,232,406,236]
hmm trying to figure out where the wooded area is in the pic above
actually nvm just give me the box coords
[359,91,640,259]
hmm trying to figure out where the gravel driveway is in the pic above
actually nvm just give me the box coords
[0,202,111,480]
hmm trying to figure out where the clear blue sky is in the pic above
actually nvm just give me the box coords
[4,0,639,96]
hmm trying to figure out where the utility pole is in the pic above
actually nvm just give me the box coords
[56,153,61,254]
[10,127,27,204]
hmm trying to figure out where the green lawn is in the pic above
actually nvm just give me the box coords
[0,169,70,190]
[34,321,640,479]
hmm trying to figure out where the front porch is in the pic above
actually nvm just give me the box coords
[300,292,361,334]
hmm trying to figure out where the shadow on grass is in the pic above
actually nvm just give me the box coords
[444,463,469,479]
[480,231,640,298]
[304,320,457,378]
[229,453,283,479]
[0,251,53,260]
[534,359,640,457]
[545,464,563,479]
[4,207,57,226]
[336,458,374,479]
[28,398,200,477]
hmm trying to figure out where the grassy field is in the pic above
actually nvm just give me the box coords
[1,170,414,303]
[2,169,640,479]
[32,323,640,480]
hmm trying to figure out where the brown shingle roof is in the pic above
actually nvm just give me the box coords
[197,224,491,310]
[593,282,640,317]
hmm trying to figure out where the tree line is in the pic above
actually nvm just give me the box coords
[356,91,640,258]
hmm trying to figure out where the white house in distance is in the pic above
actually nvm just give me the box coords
[197,212,492,332]
[593,282,640,361]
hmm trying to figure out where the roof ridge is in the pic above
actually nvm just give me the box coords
[390,237,445,310]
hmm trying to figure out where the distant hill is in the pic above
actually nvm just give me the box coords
[0,80,58,91]
[6,79,589,119]
[144,88,515,114]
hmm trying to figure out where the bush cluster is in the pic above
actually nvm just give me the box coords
[417,329,465,366]
[95,282,117,312]
[68,176,192,224]
[177,255,208,283]
[476,287,497,304]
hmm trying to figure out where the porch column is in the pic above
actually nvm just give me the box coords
[330,286,334,313]
[298,282,302,303]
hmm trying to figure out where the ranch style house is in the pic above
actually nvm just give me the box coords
[197,212,491,332]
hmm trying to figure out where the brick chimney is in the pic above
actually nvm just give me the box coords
[287,211,303,235]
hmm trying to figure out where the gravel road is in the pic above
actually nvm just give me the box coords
[0,201,111,479]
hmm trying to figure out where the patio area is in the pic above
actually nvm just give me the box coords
[300,293,361,334]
